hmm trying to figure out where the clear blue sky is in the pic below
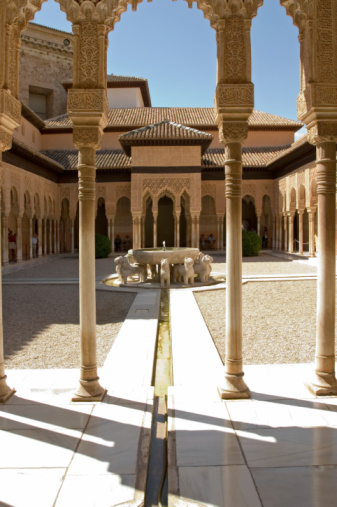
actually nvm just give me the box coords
[34,0,301,124]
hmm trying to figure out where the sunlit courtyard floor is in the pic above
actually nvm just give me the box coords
[1,252,337,506]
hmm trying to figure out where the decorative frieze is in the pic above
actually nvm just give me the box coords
[68,89,107,113]
[307,121,337,145]
[218,120,248,144]
[216,83,254,108]
[73,127,102,150]
[0,90,21,125]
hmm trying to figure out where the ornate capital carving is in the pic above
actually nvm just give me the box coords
[0,130,13,152]
[68,88,107,113]
[73,126,102,150]
[215,83,254,108]
[0,90,21,126]
[218,120,248,144]
[307,121,337,145]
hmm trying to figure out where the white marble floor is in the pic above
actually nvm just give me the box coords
[2,278,337,506]
[168,290,337,507]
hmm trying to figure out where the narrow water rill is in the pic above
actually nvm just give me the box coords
[145,289,172,507]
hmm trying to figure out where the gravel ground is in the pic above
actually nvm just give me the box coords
[3,256,135,369]
[2,252,325,369]
[195,275,337,365]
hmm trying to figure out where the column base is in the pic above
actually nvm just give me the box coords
[218,373,250,400]
[72,377,106,402]
[305,371,337,396]
[0,376,15,403]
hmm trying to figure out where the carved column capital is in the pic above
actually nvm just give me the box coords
[0,89,21,151]
[307,121,337,146]
[218,120,249,145]
[73,126,103,150]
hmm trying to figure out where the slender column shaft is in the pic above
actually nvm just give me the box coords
[71,219,75,254]
[288,214,294,253]
[278,215,282,250]
[54,220,57,253]
[299,212,304,255]
[219,142,249,399]
[153,215,157,248]
[29,219,33,259]
[73,147,105,400]
[111,218,115,253]
[38,219,42,257]
[16,217,22,262]
[257,214,261,237]
[196,216,200,250]
[0,175,14,402]
[49,220,52,254]
[43,219,47,255]
[284,214,288,251]
[309,210,316,256]
[176,214,180,248]
[2,216,8,265]
[316,143,336,377]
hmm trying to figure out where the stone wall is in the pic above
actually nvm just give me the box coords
[19,23,73,119]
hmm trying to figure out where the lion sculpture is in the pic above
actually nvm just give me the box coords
[160,258,171,287]
[173,257,195,285]
[114,255,147,284]
[193,253,213,283]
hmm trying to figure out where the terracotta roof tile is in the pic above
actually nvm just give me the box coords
[40,149,131,170]
[44,108,302,131]
[202,145,292,168]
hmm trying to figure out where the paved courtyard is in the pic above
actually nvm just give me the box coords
[1,252,337,506]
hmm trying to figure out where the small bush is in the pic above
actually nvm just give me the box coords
[242,230,262,257]
[95,233,111,258]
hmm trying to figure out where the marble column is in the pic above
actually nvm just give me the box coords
[16,216,22,263]
[308,209,316,257]
[70,219,75,254]
[284,214,288,252]
[2,215,8,265]
[298,211,304,255]
[43,218,47,255]
[306,142,337,395]
[49,219,53,254]
[72,146,105,401]
[278,215,283,250]
[176,211,180,247]
[218,142,250,399]
[288,213,294,253]
[38,218,43,257]
[196,215,200,249]
[0,155,14,402]
[257,213,261,237]
[153,213,157,248]
[29,218,33,259]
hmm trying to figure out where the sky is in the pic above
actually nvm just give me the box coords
[33,0,303,133]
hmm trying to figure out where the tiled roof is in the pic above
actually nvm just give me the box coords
[266,134,309,166]
[44,108,302,131]
[119,120,213,156]
[202,146,292,168]
[62,74,148,86]
[40,149,131,170]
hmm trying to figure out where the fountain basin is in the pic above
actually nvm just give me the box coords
[129,247,200,266]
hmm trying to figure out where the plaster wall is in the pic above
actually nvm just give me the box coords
[13,117,42,151]
[132,146,201,167]
[41,133,77,150]
[107,88,144,108]
[243,130,295,147]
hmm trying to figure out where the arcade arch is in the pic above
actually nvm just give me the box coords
[0,0,336,404]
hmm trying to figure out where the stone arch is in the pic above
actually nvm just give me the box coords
[290,187,296,213]
[299,184,306,210]
[22,190,32,259]
[96,197,108,237]
[310,179,317,208]
[115,196,132,250]
[157,194,174,247]
[60,197,72,253]
[242,194,257,232]
[200,195,217,246]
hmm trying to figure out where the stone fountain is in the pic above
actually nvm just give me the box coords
[112,242,216,288]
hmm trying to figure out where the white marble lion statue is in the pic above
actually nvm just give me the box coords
[193,253,213,283]
[114,255,147,284]
[173,257,195,285]
[160,258,171,287]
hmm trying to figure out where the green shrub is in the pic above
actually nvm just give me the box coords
[95,233,111,258]
[242,230,262,257]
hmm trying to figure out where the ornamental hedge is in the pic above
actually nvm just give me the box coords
[242,230,262,257]
[95,233,111,258]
